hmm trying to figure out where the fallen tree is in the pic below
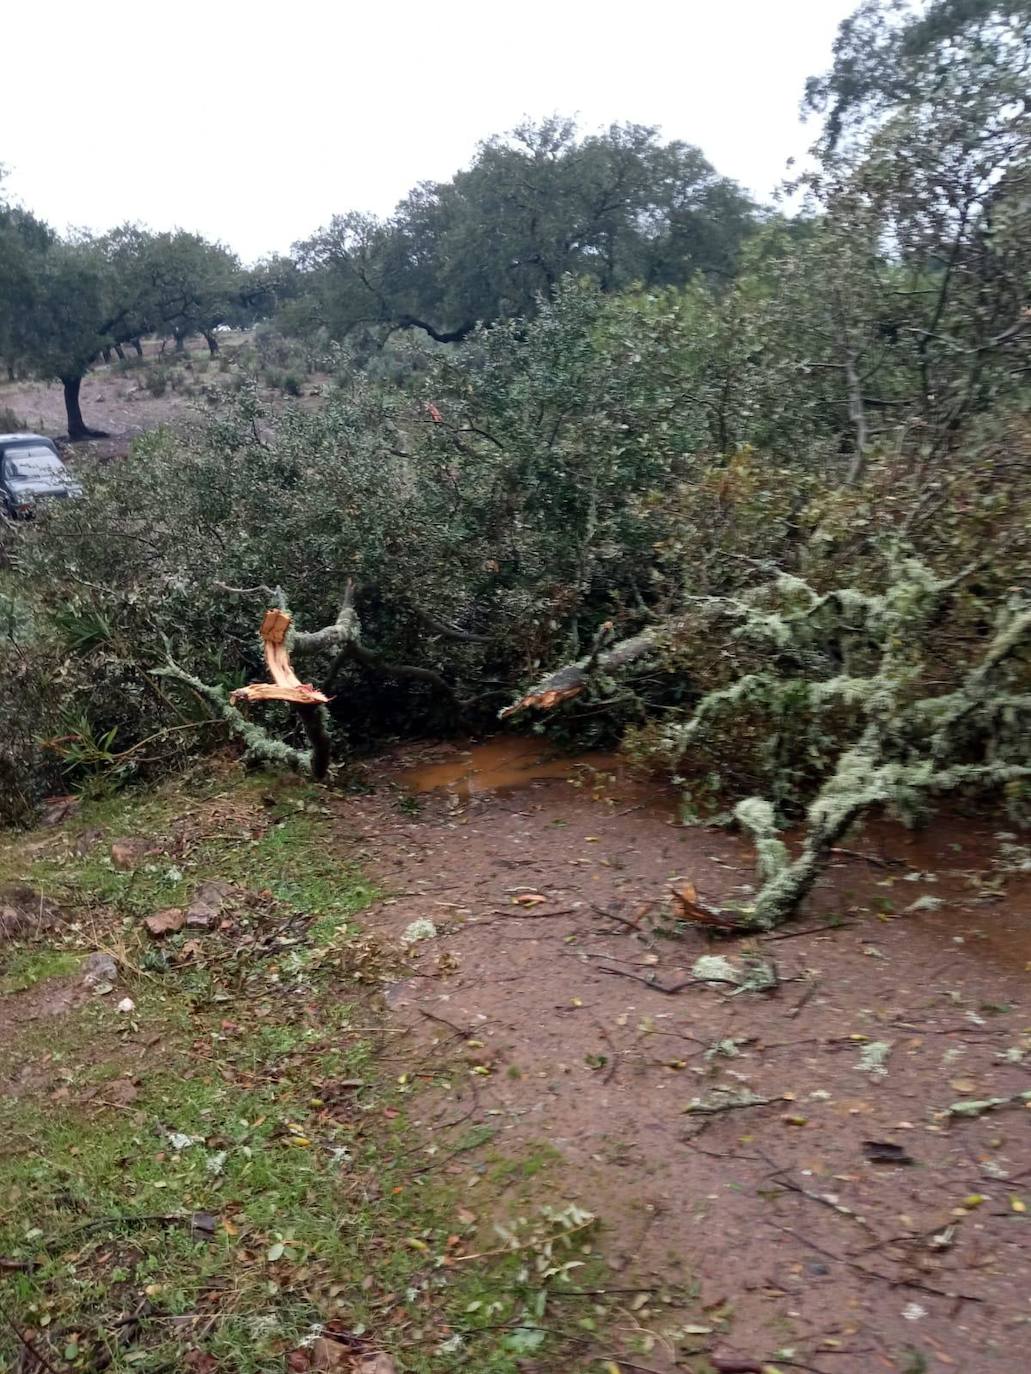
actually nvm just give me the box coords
[503,551,1031,928]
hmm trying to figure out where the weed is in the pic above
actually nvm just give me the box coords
[142,367,169,398]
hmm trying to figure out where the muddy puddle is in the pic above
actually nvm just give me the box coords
[396,740,1031,973]
[396,735,680,816]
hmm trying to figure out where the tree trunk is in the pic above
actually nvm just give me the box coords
[174,330,186,354]
[132,338,144,358]
[844,348,869,485]
[62,375,108,442]
[114,343,126,362]
[101,347,112,364]
[203,330,219,357]
[63,376,89,441]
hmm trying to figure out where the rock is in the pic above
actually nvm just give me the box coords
[82,1076,139,1107]
[73,827,106,857]
[145,908,186,937]
[311,1338,350,1370]
[186,879,235,928]
[0,885,63,941]
[355,1355,397,1374]
[111,838,154,870]
[0,904,29,941]
[81,952,118,986]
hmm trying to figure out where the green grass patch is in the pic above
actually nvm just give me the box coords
[0,1017,602,1373]
[0,777,618,1372]
[0,948,80,993]
[10,775,376,933]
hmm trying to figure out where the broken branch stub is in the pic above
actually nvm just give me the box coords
[500,621,667,719]
[228,607,333,779]
[231,609,332,707]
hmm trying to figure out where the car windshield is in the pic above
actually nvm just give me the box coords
[2,446,65,481]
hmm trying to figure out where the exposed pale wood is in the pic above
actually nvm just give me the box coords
[231,609,331,707]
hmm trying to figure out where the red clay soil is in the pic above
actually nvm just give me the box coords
[337,738,1031,1374]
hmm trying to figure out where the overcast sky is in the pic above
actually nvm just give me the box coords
[4,1,856,263]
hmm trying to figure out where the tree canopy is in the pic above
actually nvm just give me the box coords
[293,118,757,345]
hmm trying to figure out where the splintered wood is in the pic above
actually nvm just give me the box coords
[230,609,331,707]
[498,665,587,719]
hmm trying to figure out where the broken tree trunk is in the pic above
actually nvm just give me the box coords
[500,619,679,719]
[232,608,332,706]
[231,609,333,778]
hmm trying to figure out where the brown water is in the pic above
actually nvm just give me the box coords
[398,736,623,798]
[396,736,684,818]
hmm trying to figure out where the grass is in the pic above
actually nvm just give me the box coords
[0,772,614,1373]
[0,947,80,993]
[0,1023,591,1373]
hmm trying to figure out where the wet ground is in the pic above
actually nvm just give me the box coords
[1,739,1027,1372]
[338,737,1031,1372]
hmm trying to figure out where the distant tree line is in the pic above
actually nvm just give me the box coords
[287,118,757,347]
[1,117,756,438]
[0,194,296,438]
[1,0,1028,467]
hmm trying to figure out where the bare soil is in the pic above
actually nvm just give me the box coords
[1,340,215,456]
[0,332,326,462]
[337,738,1031,1373]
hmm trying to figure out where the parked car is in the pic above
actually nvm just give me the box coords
[0,434,83,518]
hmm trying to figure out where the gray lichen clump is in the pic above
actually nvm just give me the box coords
[665,552,1030,928]
[155,661,313,773]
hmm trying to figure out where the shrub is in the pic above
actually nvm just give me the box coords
[142,367,169,398]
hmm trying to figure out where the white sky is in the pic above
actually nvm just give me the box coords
[4,1,855,263]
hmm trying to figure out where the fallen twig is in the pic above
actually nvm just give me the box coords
[945,1089,1031,1121]
[90,1297,153,1373]
[418,1009,474,1040]
[760,921,853,942]
[504,906,578,920]
[829,847,905,869]
[0,1300,63,1374]
[589,901,652,933]
[787,976,819,1018]
[597,965,732,995]
[684,1091,785,1116]
[764,1222,984,1307]
[763,1160,880,1239]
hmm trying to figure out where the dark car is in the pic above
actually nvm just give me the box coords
[1,434,83,518]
